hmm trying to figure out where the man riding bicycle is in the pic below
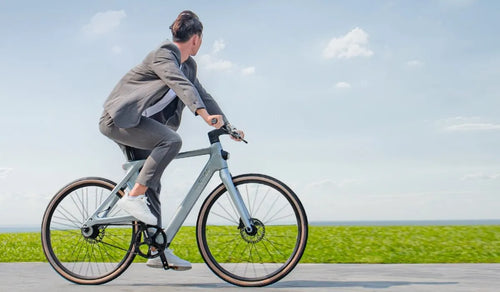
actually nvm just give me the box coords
[99,10,244,271]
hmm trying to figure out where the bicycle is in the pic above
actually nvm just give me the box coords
[41,124,308,287]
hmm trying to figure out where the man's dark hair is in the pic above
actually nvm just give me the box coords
[170,10,203,42]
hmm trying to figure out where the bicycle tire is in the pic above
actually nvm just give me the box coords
[196,173,308,287]
[41,177,137,285]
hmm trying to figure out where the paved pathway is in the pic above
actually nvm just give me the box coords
[0,263,499,291]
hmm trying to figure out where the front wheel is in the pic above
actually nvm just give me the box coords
[197,174,308,287]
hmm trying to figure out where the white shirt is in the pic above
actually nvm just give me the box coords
[142,65,182,118]
[142,88,177,117]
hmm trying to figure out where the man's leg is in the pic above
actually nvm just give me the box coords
[100,112,181,225]
[100,112,191,270]
[124,145,190,270]
[120,146,163,227]
[100,112,181,190]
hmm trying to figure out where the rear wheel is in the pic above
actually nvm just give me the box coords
[197,174,308,287]
[41,177,137,284]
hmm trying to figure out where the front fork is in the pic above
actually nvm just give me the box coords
[219,168,254,233]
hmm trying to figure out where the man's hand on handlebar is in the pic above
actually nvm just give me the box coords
[196,109,223,129]
[224,124,247,143]
[196,108,246,143]
[229,128,245,142]
[208,115,224,129]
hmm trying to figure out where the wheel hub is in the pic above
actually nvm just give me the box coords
[81,226,105,243]
[240,219,265,243]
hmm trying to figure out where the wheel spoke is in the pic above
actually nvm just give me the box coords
[212,195,235,222]
[208,211,238,224]
[69,193,85,223]
[253,188,270,218]
[261,194,281,223]
[55,205,83,227]
[265,213,295,224]
[99,237,131,252]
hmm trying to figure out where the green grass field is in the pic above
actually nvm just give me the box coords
[1,225,499,263]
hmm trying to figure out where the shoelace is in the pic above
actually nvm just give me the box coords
[135,195,152,214]
[140,195,151,206]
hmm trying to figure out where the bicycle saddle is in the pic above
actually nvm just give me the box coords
[120,145,136,161]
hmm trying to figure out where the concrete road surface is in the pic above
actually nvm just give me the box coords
[0,263,499,291]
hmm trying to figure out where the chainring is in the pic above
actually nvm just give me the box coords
[134,224,167,259]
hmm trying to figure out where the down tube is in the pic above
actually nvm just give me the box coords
[164,163,216,243]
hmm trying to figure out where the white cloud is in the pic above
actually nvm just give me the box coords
[198,39,234,72]
[212,39,226,54]
[241,66,256,75]
[407,60,424,67]
[0,168,12,179]
[198,54,234,71]
[439,117,500,132]
[82,10,126,36]
[197,40,256,75]
[336,81,351,89]
[323,27,373,59]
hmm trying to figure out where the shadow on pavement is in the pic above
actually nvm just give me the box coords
[120,280,459,289]
[272,280,459,289]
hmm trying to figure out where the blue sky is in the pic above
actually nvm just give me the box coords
[1,0,499,226]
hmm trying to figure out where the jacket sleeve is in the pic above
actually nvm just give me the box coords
[151,47,206,115]
[194,77,229,124]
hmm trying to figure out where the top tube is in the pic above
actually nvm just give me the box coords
[175,147,211,159]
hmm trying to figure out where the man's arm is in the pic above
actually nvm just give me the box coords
[151,47,206,115]
[193,77,229,125]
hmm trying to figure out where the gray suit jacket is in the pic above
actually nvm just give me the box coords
[103,40,226,130]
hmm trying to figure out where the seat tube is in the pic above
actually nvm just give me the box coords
[219,168,253,231]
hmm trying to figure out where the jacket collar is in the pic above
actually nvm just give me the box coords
[162,40,182,65]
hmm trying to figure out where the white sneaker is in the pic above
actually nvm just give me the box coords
[116,195,157,225]
[146,248,192,271]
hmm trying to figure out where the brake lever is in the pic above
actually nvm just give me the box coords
[233,133,248,144]
[223,124,248,144]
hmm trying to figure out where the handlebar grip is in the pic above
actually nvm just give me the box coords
[211,118,218,125]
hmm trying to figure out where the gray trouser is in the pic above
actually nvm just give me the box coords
[99,111,182,226]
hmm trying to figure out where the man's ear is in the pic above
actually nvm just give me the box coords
[190,35,197,46]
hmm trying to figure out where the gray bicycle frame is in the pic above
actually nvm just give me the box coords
[82,140,253,244]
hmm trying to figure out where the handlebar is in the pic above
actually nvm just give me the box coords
[208,123,248,144]
[223,124,248,143]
